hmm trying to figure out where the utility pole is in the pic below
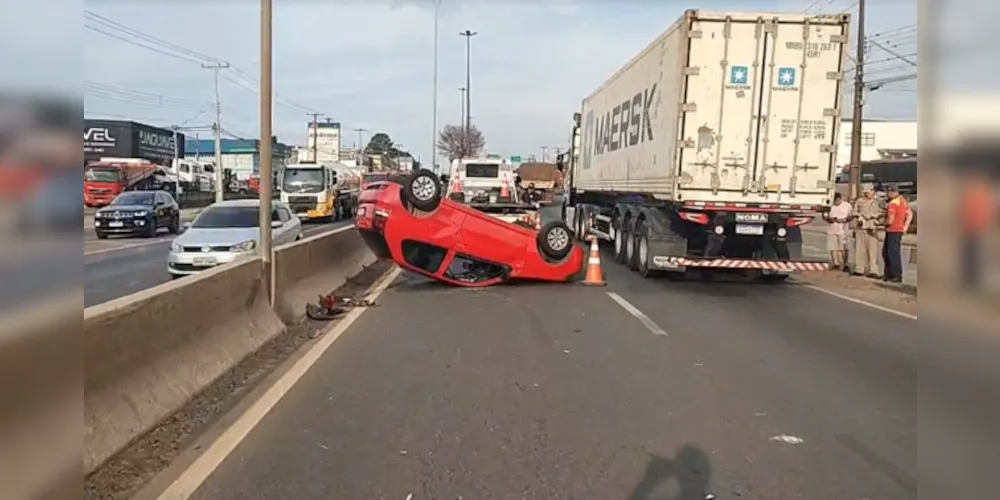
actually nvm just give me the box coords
[259,0,274,300]
[172,126,181,204]
[460,30,478,135]
[848,0,865,200]
[308,112,323,162]
[203,61,230,203]
[431,0,442,172]
[540,146,548,163]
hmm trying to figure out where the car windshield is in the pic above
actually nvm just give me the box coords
[111,192,155,206]
[283,168,325,193]
[192,206,261,228]
[463,163,500,178]
[85,167,120,182]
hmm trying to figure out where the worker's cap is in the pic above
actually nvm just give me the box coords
[861,183,875,192]
[885,184,899,192]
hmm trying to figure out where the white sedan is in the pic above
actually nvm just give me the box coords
[167,199,302,278]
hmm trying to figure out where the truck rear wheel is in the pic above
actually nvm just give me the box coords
[635,219,655,278]
[613,213,628,264]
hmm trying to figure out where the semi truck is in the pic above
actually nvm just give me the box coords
[563,10,849,279]
[280,161,359,221]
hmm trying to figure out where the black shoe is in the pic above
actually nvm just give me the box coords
[867,273,881,279]
[888,277,903,284]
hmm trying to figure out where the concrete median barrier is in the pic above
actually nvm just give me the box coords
[271,225,377,325]
[84,257,283,474]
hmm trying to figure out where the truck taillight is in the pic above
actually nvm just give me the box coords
[679,212,709,225]
[786,216,813,227]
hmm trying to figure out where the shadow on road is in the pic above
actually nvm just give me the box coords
[627,444,714,500]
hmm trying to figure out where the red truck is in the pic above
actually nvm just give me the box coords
[84,159,160,207]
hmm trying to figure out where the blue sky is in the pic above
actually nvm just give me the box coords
[71,0,916,165]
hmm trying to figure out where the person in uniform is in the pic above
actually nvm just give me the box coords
[851,183,884,278]
[824,192,852,272]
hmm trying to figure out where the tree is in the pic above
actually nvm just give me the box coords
[365,132,393,154]
[437,124,486,161]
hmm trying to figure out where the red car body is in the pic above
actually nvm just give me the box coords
[355,176,585,287]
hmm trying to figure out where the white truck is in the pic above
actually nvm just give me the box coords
[446,157,540,226]
[280,161,358,222]
[562,9,849,279]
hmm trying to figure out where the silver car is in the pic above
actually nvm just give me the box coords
[167,199,303,278]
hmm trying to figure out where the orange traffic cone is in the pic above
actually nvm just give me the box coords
[581,235,606,286]
[499,175,511,199]
[534,213,542,230]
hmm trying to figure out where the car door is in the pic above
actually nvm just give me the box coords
[153,192,169,226]
[280,206,301,240]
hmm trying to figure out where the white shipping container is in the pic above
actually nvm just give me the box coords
[575,10,850,209]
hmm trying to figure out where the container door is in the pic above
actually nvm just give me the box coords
[753,20,847,204]
[679,16,768,198]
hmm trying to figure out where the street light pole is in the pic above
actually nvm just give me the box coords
[459,30,478,135]
[259,0,274,300]
[459,87,466,133]
[430,0,442,172]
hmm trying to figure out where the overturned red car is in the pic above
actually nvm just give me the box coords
[355,169,586,286]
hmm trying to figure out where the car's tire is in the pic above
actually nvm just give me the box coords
[96,231,108,240]
[537,220,573,261]
[145,218,158,238]
[168,215,180,234]
[403,169,442,212]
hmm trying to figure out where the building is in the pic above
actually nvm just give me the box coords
[84,119,184,166]
[306,120,341,164]
[184,138,292,180]
[836,119,917,166]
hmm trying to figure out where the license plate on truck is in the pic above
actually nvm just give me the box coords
[735,213,768,223]
[735,224,764,236]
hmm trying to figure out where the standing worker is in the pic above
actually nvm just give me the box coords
[824,192,852,272]
[851,183,883,278]
[882,185,913,283]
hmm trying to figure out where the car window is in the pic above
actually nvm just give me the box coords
[277,207,291,222]
[111,191,155,206]
[401,240,448,274]
[161,192,175,205]
[444,255,506,283]
[192,206,259,228]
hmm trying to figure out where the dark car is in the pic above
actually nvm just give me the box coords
[93,190,180,239]
[355,169,585,287]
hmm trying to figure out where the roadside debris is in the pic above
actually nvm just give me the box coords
[306,293,377,321]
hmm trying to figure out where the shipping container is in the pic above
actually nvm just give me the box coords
[574,10,848,209]
[563,10,849,278]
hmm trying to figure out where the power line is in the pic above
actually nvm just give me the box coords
[85,11,222,64]
[84,24,204,65]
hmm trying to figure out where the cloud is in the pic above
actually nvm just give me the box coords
[80,0,916,164]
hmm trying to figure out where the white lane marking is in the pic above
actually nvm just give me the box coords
[84,238,172,256]
[155,265,402,500]
[802,284,917,320]
[606,292,668,336]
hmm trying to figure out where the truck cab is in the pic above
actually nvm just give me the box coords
[280,162,357,221]
[84,159,160,207]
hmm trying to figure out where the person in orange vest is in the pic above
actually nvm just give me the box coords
[882,185,913,283]
[960,173,996,290]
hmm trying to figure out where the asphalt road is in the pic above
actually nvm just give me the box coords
[83,220,352,308]
[184,249,918,499]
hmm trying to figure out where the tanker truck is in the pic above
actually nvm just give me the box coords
[563,10,849,280]
[280,161,358,221]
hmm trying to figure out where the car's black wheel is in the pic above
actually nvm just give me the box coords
[96,231,108,240]
[537,220,573,261]
[403,169,442,212]
[168,215,180,234]
[145,218,158,238]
